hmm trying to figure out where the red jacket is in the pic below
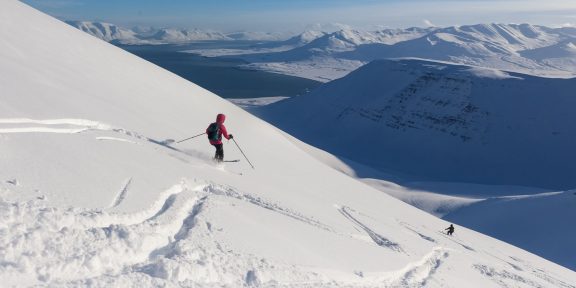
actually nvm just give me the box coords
[207,113,230,145]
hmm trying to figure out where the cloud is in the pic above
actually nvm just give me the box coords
[304,23,353,32]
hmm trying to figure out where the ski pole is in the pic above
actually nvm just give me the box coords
[176,132,206,143]
[232,138,255,169]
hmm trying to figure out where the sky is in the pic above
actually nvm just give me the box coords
[22,0,576,32]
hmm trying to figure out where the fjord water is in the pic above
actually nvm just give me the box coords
[118,42,321,99]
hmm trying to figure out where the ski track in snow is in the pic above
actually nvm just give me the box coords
[0,118,151,143]
[109,177,133,209]
[0,118,112,134]
[390,247,449,287]
[336,205,404,253]
[96,136,138,144]
[0,183,205,285]
[202,183,335,232]
[1,118,574,287]
[473,264,576,288]
[435,231,476,252]
[0,180,336,286]
[398,222,437,243]
[2,179,573,287]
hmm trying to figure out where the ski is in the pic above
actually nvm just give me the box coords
[223,159,240,163]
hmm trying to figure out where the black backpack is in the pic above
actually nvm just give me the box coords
[207,123,220,141]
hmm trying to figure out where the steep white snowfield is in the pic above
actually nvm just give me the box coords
[257,58,576,271]
[1,2,575,288]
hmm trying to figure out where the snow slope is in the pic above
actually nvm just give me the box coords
[444,190,576,272]
[520,41,576,72]
[259,59,576,190]
[1,1,575,287]
[257,58,576,270]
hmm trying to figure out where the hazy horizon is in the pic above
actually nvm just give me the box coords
[22,0,576,33]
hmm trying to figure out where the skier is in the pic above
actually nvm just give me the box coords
[445,224,455,236]
[206,113,233,162]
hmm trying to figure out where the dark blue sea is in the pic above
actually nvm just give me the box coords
[118,41,320,99]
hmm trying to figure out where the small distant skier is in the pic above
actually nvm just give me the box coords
[206,113,233,162]
[445,224,455,236]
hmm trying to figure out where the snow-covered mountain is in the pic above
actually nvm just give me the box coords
[66,21,231,44]
[253,30,328,50]
[143,28,230,42]
[2,1,575,287]
[257,59,576,270]
[519,41,576,72]
[65,21,140,44]
[220,24,576,82]
[227,28,435,81]
[342,23,571,59]
[341,24,576,73]
[266,28,436,60]
[259,59,576,189]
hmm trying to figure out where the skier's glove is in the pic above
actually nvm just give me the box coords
[229,134,234,139]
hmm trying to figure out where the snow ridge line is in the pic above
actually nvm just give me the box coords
[202,183,335,232]
[337,205,404,252]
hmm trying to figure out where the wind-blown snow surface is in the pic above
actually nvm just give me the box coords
[1,1,575,287]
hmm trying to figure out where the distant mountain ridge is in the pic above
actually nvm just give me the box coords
[220,23,576,80]
[65,21,293,44]
[142,28,230,43]
[342,23,575,61]
[65,21,140,44]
